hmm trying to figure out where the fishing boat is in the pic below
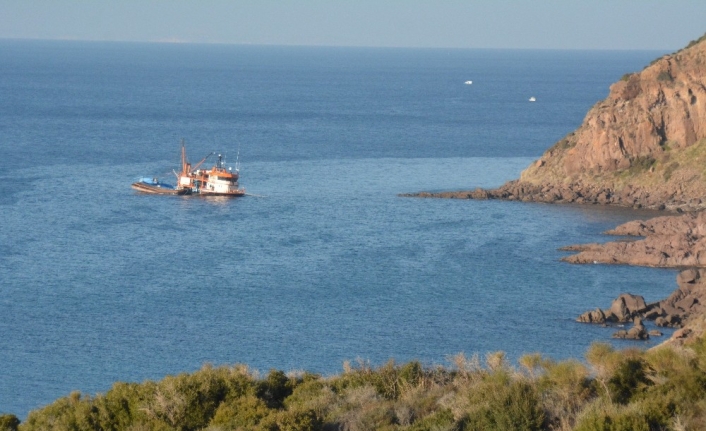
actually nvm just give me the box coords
[132,142,246,197]
[176,144,246,197]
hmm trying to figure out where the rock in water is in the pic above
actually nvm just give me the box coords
[608,293,647,322]
[577,308,607,323]
[613,317,649,340]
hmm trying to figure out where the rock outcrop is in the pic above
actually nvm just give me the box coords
[561,211,706,267]
[576,293,649,324]
[570,214,706,342]
[577,308,607,324]
[576,268,706,343]
[655,268,706,325]
[609,294,648,322]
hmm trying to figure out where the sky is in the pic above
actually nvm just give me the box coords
[1,1,705,50]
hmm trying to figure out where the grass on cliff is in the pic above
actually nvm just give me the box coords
[4,337,706,431]
[611,138,706,189]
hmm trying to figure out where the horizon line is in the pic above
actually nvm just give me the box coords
[0,36,676,53]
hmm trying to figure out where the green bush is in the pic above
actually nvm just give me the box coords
[256,370,296,409]
[630,156,656,172]
[0,415,20,431]
[657,71,673,82]
[142,369,231,430]
[574,399,672,431]
[331,359,429,401]
[208,395,271,429]
[461,378,545,431]
[406,408,456,431]
[607,359,651,405]
[258,408,323,431]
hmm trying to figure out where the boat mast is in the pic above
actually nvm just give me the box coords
[181,139,188,175]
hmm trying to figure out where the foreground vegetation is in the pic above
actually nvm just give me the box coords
[3,337,706,431]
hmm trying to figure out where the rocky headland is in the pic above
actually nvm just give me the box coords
[403,33,706,211]
[403,33,706,346]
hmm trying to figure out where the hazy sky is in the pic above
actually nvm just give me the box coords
[1,1,705,50]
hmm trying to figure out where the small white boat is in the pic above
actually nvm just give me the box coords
[529,97,536,102]
[464,80,472,85]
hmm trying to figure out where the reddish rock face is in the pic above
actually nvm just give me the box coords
[562,59,706,175]
[474,35,706,210]
[538,39,706,175]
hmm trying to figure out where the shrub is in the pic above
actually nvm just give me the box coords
[258,408,323,431]
[607,359,651,405]
[630,156,656,172]
[221,364,259,401]
[549,136,576,152]
[538,359,594,429]
[284,377,338,420]
[21,391,105,431]
[256,370,296,409]
[657,71,673,82]
[148,371,229,430]
[462,378,545,431]
[17,334,706,431]
[574,398,672,431]
[398,361,424,391]
[332,386,396,431]
[0,415,20,431]
[208,395,271,429]
[406,408,456,431]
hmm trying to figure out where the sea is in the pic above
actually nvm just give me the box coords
[0,40,677,417]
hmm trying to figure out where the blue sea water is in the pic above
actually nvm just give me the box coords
[0,41,677,417]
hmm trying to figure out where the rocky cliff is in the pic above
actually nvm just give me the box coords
[518,33,706,210]
[406,33,706,210]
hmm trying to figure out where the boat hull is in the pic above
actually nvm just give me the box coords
[196,189,246,197]
[131,182,190,195]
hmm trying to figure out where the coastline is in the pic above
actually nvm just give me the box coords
[401,188,706,346]
[399,179,703,212]
[398,33,706,347]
